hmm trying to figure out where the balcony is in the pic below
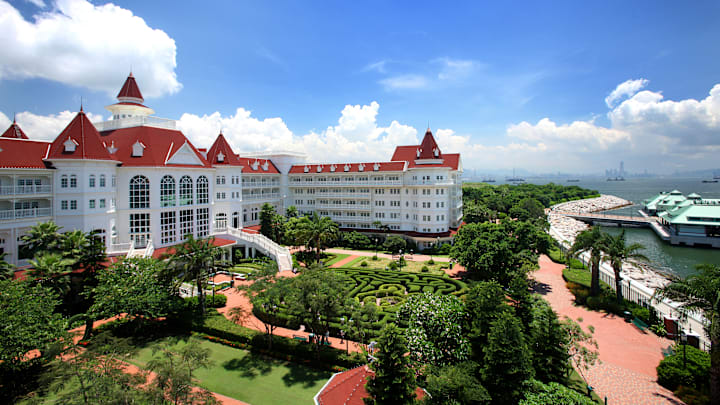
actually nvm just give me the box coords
[289,180,402,187]
[242,193,280,201]
[0,185,52,196]
[94,116,176,131]
[242,181,280,188]
[406,180,454,186]
[0,207,52,221]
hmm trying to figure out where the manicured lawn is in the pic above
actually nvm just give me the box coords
[344,256,448,275]
[130,338,331,405]
[324,253,350,266]
[567,369,604,404]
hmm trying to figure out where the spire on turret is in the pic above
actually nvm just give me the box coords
[1,119,29,139]
[116,72,144,104]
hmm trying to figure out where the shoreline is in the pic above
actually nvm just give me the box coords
[548,195,671,290]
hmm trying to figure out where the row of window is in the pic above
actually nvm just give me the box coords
[149,208,212,245]
[129,175,209,209]
[60,174,116,189]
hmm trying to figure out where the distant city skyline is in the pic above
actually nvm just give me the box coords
[1,0,720,174]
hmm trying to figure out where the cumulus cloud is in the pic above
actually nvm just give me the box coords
[0,0,181,97]
[0,110,105,140]
[605,78,649,108]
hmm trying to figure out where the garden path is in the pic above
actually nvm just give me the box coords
[330,255,360,268]
[533,255,683,405]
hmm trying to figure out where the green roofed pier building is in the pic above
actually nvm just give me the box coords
[643,190,720,248]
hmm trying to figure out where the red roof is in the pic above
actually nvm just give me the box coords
[99,126,212,168]
[1,120,29,139]
[317,366,424,405]
[152,237,236,259]
[418,128,441,159]
[0,138,51,168]
[47,110,116,161]
[391,146,460,170]
[116,73,144,101]
[288,161,406,174]
[207,133,243,166]
[236,156,280,174]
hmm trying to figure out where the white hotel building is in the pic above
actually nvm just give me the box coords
[0,74,462,266]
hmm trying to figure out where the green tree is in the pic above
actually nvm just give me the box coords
[241,262,290,349]
[481,311,534,404]
[561,317,599,388]
[285,205,298,218]
[569,226,605,296]
[509,197,546,221]
[0,252,15,280]
[463,200,496,224]
[21,221,62,256]
[527,299,569,382]
[422,362,490,404]
[28,252,75,295]
[89,258,179,322]
[520,380,596,405]
[382,235,406,254]
[507,275,534,329]
[166,235,221,316]
[295,212,339,262]
[364,324,416,405]
[259,202,277,240]
[147,338,218,405]
[464,281,510,360]
[656,264,720,403]
[0,280,66,372]
[398,293,469,366]
[286,267,351,351]
[600,230,648,304]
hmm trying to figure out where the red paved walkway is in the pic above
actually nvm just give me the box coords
[330,255,359,268]
[533,255,683,405]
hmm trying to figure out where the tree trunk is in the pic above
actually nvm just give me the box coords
[81,316,93,341]
[590,257,600,296]
[316,237,321,263]
[196,276,206,316]
[614,269,623,304]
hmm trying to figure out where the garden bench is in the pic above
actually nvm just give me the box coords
[632,317,649,332]
[292,335,308,342]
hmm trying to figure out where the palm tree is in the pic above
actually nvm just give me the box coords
[22,221,62,255]
[655,264,720,404]
[166,235,221,316]
[569,226,605,296]
[28,252,76,296]
[296,212,338,263]
[600,230,648,304]
[0,252,15,280]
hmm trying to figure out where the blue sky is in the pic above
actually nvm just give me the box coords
[2,0,720,174]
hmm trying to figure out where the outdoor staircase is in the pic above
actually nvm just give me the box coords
[221,227,293,272]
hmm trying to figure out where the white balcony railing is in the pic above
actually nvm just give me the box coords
[289,180,403,187]
[94,116,176,131]
[242,193,280,201]
[0,207,52,220]
[0,185,52,195]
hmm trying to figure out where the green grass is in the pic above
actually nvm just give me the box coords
[563,267,593,288]
[324,253,350,266]
[567,369,604,404]
[344,256,448,274]
[130,337,331,405]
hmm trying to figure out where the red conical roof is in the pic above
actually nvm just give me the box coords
[47,110,115,161]
[116,73,144,102]
[1,120,29,139]
[418,128,441,159]
[206,133,243,166]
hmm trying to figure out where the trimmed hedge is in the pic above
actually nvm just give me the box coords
[184,294,227,308]
[657,345,711,393]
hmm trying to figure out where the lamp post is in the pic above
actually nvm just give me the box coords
[374,238,378,259]
[681,331,687,369]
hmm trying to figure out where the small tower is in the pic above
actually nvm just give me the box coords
[105,73,155,120]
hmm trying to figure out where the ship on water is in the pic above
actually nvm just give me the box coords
[506,169,525,183]
[566,179,580,182]
[607,176,626,181]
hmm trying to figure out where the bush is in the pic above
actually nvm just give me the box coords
[388,262,398,270]
[657,345,711,392]
[360,261,368,267]
[421,266,429,273]
[184,294,227,308]
[427,259,435,265]
[371,255,379,261]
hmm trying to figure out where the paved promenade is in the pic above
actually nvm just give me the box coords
[533,255,683,405]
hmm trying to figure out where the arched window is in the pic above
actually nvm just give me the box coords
[197,176,209,204]
[160,175,176,207]
[129,175,150,209]
[89,175,96,188]
[70,175,77,188]
[179,176,193,206]
[99,175,106,188]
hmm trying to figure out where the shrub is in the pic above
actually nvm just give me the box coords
[184,294,227,308]
[388,262,398,270]
[657,345,711,392]
[371,255,379,261]
[360,261,368,267]
[427,259,435,265]
[421,266,429,273]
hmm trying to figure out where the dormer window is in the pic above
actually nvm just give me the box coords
[358,164,365,172]
[64,138,78,153]
[373,163,380,171]
[262,161,269,171]
[132,141,145,157]
[304,165,309,173]
[217,152,225,162]
[417,149,421,158]
[330,164,336,172]
[344,164,350,172]
[317,165,323,173]
[251,160,259,170]
[433,148,439,157]
[107,141,117,154]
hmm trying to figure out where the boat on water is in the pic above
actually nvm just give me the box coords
[702,179,718,183]
[607,177,626,181]
[482,178,496,183]
[506,169,525,183]
[566,179,580,182]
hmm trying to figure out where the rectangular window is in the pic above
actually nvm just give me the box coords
[112,176,116,187]
[89,176,95,188]
[161,211,176,245]
[100,175,106,188]
[99,199,106,208]
[129,213,151,246]
[70,200,77,210]
[89,199,95,209]
[61,176,68,188]
[70,176,77,188]
[61,200,68,210]
[179,209,194,239]
[197,208,209,238]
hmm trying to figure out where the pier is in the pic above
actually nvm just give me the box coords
[553,211,656,228]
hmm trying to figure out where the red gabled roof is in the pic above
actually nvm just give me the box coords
[1,120,29,139]
[207,133,243,166]
[288,161,406,174]
[391,146,460,170]
[236,156,280,174]
[418,128,441,159]
[47,110,116,161]
[116,73,144,101]
[0,138,51,168]
[99,126,212,168]
[316,366,424,405]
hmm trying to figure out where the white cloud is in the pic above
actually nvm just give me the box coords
[435,58,477,81]
[24,0,46,7]
[0,110,105,141]
[363,61,387,74]
[379,74,428,90]
[0,0,181,97]
[605,78,649,108]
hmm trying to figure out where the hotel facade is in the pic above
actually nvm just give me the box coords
[0,75,462,266]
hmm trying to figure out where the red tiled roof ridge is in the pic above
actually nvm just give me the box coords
[116,73,144,101]
[1,121,29,139]
[47,111,115,161]
[0,138,52,168]
[207,133,243,166]
[418,128,441,159]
